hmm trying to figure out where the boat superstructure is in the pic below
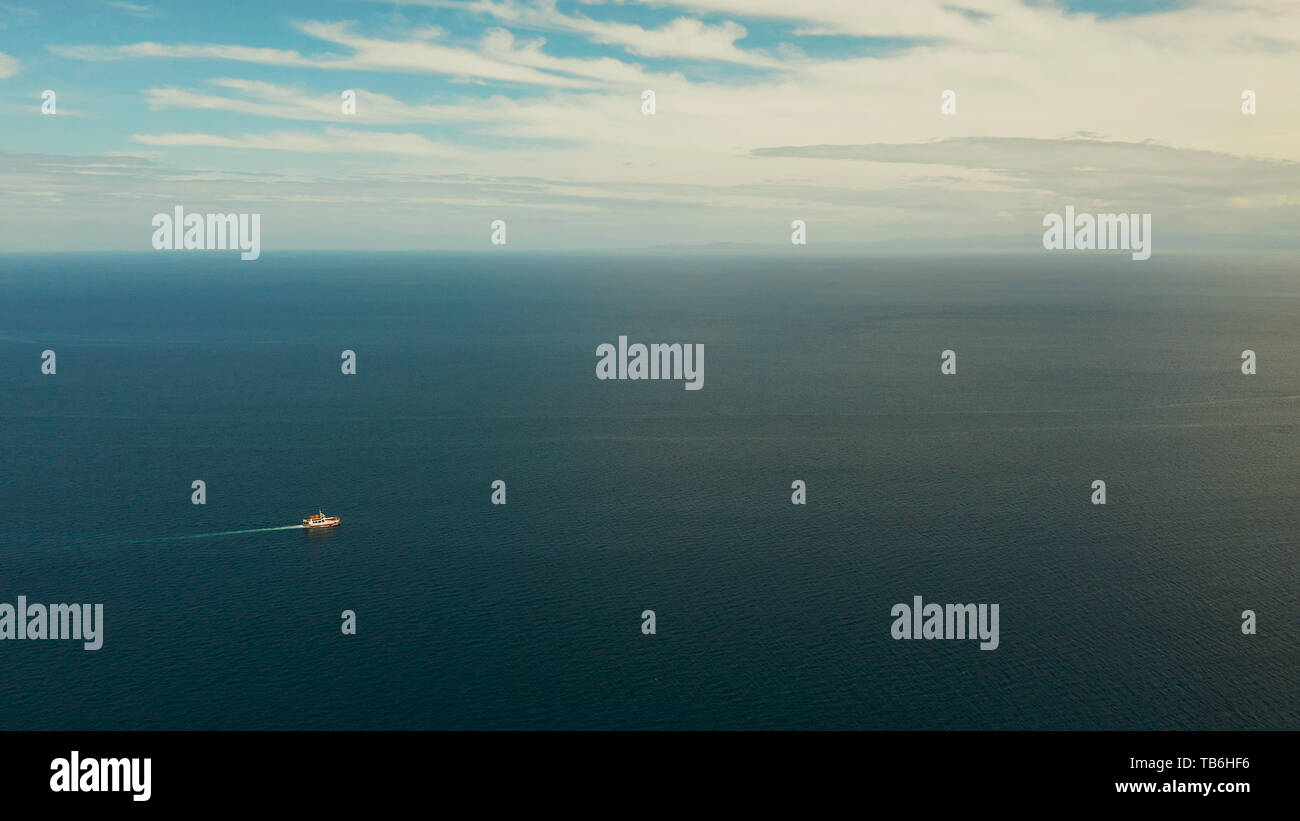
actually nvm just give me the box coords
[303,510,341,529]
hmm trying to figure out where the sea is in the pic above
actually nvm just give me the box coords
[1,251,1296,730]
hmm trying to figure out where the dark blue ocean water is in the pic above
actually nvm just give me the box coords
[1,252,1296,729]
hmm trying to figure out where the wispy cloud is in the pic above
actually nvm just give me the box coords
[104,1,154,17]
[130,127,465,158]
[441,0,785,67]
[50,41,331,68]
[144,79,520,125]
[52,20,640,89]
[755,136,1300,213]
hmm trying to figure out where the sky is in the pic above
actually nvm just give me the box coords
[0,0,1297,252]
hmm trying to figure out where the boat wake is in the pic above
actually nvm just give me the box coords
[128,524,306,544]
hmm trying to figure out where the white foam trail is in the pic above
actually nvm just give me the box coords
[130,524,306,544]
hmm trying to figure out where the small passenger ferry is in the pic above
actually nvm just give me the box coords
[303,510,341,529]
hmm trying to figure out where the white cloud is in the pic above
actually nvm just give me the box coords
[51,41,328,67]
[446,0,782,66]
[130,127,465,158]
[105,2,154,17]
[52,22,625,89]
[144,78,530,125]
